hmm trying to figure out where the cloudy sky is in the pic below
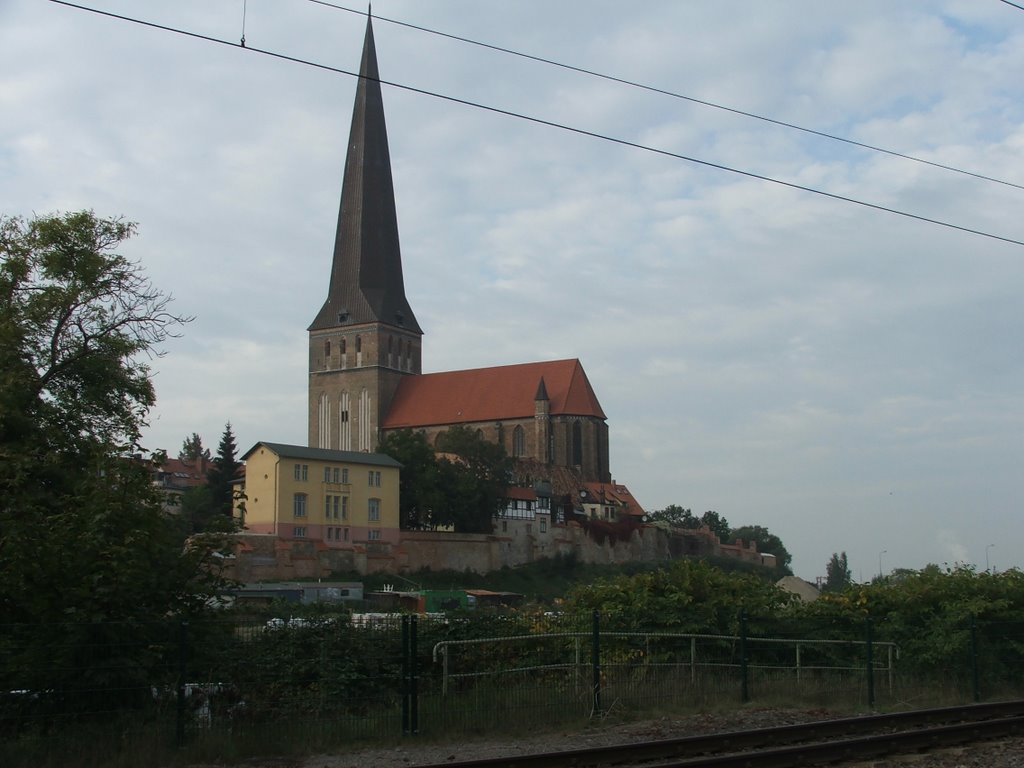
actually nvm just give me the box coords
[4,0,1023,580]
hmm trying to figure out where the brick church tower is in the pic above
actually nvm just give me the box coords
[308,14,421,452]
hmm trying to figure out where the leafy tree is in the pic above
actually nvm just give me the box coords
[700,510,731,542]
[179,431,210,463]
[436,425,512,533]
[565,559,794,634]
[378,426,511,533]
[207,421,241,519]
[645,506,730,541]
[0,212,226,705]
[728,524,793,574]
[823,551,853,592]
[645,504,697,527]
[377,428,446,529]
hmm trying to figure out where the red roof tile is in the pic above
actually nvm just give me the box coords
[580,481,646,518]
[383,358,606,428]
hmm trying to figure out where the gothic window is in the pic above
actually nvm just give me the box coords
[512,425,526,457]
[572,422,583,467]
[355,335,362,367]
[324,339,331,360]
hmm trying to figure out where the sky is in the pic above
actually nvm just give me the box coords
[3,0,1023,581]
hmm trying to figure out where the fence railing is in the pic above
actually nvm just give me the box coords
[1,610,1022,767]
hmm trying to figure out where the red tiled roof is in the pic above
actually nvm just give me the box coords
[580,481,646,518]
[383,359,606,428]
[505,486,537,501]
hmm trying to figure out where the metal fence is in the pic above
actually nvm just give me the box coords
[2,611,1022,767]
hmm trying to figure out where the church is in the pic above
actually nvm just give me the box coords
[307,14,612,487]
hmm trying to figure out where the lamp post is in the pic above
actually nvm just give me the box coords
[878,550,887,580]
[986,544,995,574]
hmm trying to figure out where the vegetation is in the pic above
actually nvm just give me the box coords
[823,551,853,592]
[377,426,511,533]
[0,211,229,706]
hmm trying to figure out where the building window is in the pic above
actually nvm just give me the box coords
[294,463,301,480]
[368,470,381,487]
[293,493,307,518]
[342,468,349,483]
[540,520,547,533]
[324,340,331,359]
[327,527,334,541]
[294,526,307,538]
[344,528,349,541]
[342,496,349,520]
[368,498,381,522]
[324,467,331,483]
[512,425,526,457]
[333,467,340,483]
[368,529,381,541]
[502,520,508,532]
[294,463,308,481]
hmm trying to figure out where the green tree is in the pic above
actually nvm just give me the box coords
[728,524,793,574]
[823,551,852,592]
[377,428,445,529]
[645,504,697,527]
[179,431,210,462]
[207,421,241,519]
[436,425,512,533]
[700,510,731,542]
[0,212,225,704]
[565,559,794,633]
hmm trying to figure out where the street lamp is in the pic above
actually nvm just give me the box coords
[878,549,887,580]
[986,544,995,574]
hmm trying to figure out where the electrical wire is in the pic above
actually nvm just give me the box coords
[998,0,1024,12]
[309,0,1024,193]
[47,0,1024,248]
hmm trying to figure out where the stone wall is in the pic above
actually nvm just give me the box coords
[224,521,766,580]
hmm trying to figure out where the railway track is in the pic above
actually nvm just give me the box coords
[417,700,1024,768]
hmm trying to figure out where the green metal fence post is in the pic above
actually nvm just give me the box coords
[591,610,602,716]
[401,615,410,735]
[175,620,189,747]
[865,615,875,708]
[410,615,419,735]
[739,609,749,704]
[970,615,981,703]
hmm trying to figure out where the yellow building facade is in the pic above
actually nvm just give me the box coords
[241,442,401,546]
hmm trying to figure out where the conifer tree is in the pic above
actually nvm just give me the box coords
[208,422,241,518]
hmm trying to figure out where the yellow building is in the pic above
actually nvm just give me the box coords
[241,442,401,547]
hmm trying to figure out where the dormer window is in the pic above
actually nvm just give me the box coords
[338,308,349,323]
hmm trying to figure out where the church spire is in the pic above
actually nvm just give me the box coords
[309,13,421,334]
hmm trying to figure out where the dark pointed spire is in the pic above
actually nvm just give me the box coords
[534,376,549,401]
[309,13,421,334]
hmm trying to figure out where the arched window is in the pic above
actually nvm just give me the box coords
[324,339,331,359]
[572,422,583,466]
[512,425,526,457]
[355,336,361,352]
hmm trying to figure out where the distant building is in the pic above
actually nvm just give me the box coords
[241,441,401,547]
[305,14,610,485]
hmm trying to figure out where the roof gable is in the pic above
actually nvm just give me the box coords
[242,441,402,468]
[382,359,606,428]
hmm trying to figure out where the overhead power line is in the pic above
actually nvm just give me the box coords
[998,0,1024,12]
[309,0,1024,193]
[48,0,1024,249]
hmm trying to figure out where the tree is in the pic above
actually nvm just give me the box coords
[823,551,853,592]
[377,426,512,533]
[179,431,210,463]
[645,504,697,527]
[728,524,793,574]
[700,510,731,543]
[377,429,445,530]
[207,422,241,519]
[0,212,224,705]
[436,425,512,533]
